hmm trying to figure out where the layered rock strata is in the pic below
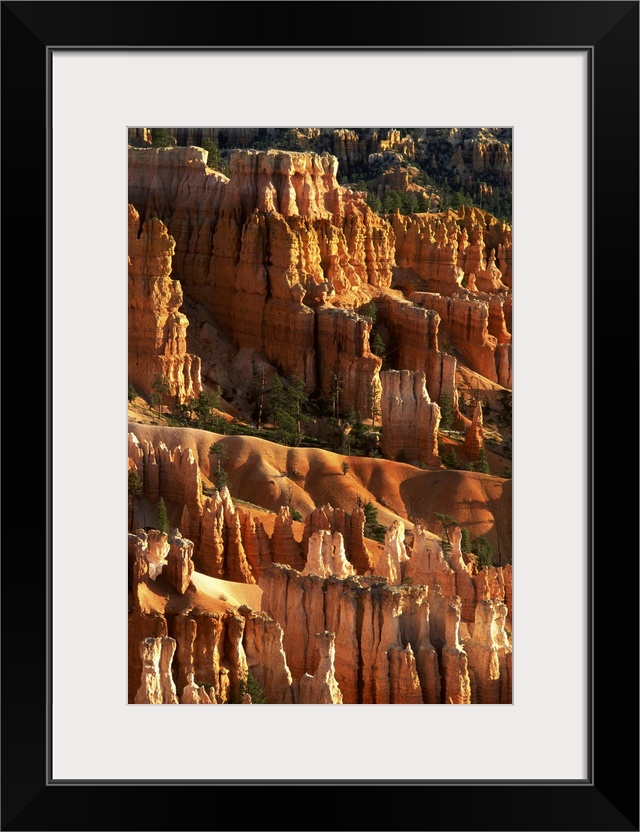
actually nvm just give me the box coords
[128,204,202,403]
[128,147,394,410]
[380,296,458,408]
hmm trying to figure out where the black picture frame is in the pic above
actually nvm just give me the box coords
[2,2,638,830]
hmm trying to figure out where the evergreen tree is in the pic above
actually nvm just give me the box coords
[472,535,495,570]
[209,441,228,490]
[128,470,143,532]
[285,378,308,446]
[371,331,386,358]
[156,497,170,535]
[365,191,382,214]
[362,500,386,542]
[475,447,491,474]
[235,670,268,704]
[128,383,137,403]
[434,512,458,549]
[438,391,454,435]
[151,128,174,147]
[460,527,473,554]
[341,461,351,476]
[191,388,224,431]
[269,374,286,428]
[150,373,170,417]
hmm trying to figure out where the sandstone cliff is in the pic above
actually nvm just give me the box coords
[380,370,441,465]
[128,204,202,404]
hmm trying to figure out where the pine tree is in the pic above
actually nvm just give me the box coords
[151,128,174,148]
[438,391,454,435]
[472,535,495,570]
[209,442,228,490]
[434,512,458,556]
[371,331,386,358]
[475,447,491,474]
[128,470,143,532]
[156,497,170,535]
[460,528,473,554]
[150,373,170,417]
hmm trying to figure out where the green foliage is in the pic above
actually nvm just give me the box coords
[268,375,309,447]
[213,468,228,491]
[236,670,268,704]
[442,447,460,469]
[460,527,473,554]
[438,391,454,435]
[472,535,495,570]
[365,191,382,213]
[504,467,512,478]
[370,331,386,357]
[156,496,170,535]
[150,373,170,415]
[151,128,174,148]
[434,512,458,546]
[209,441,228,491]
[401,576,415,587]
[361,302,377,324]
[128,383,137,403]
[341,460,351,476]
[273,128,309,152]
[290,508,303,522]
[128,469,143,496]
[362,499,387,542]
[188,389,225,431]
[498,390,512,428]
[475,447,491,474]
[201,139,230,176]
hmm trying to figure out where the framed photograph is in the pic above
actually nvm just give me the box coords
[2,2,637,830]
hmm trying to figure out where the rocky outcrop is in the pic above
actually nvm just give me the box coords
[271,506,305,571]
[411,292,511,387]
[392,208,511,295]
[165,530,194,595]
[301,504,374,575]
[463,401,485,461]
[240,606,293,704]
[180,670,216,704]
[128,147,396,408]
[296,631,343,704]
[128,204,202,404]
[134,637,179,704]
[373,520,409,584]
[198,487,256,583]
[380,370,441,465]
[302,531,356,579]
[315,307,382,415]
[128,432,203,541]
[440,597,472,704]
[381,296,458,409]
[259,565,444,704]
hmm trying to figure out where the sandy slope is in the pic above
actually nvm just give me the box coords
[137,569,263,616]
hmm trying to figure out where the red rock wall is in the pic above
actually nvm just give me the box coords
[128,204,202,403]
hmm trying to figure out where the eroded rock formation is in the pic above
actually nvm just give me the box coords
[380,370,441,465]
[128,204,202,403]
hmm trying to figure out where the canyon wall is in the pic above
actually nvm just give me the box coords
[128,204,202,403]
